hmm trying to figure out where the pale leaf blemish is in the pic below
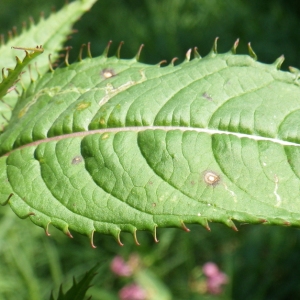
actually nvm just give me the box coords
[197,212,201,216]
[223,183,237,202]
[100,68,116,79]
[274,175,281,207]
[99,69,146,106]
[101,133,109,140]
[76,102,91,111]
[203,170,220,186]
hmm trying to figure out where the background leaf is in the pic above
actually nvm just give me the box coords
[0,0,97,130]
[50,264,98,300]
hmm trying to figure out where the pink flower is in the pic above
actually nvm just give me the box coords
[110,256,133,277]
[119,283,147,300]
[202,262,228,295]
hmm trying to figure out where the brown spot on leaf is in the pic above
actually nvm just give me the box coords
[203,170,220,186]
[72,156,83,165]
[202,92,213,101]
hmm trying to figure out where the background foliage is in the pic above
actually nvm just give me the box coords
[1,1,300,299]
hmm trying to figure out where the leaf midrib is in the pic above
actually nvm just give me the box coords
[3,125,299,158]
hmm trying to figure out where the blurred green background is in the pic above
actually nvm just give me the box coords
[1,1,300,299]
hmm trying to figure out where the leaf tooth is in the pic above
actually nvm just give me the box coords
[169,57,178,66]
[12,26,17,37]
[272,55,285,70]
[116,41,124,59]
[78,44,86,62]
[64,228,74,239]
[64,46,72,66]
[0,193,13,206]
[224,219,238,231]
[29,16,35,26]
[157,60,167,67]
[283,219,300,226]
[19,210,36,219]
[231,38,239,54]
[197,217,210,231]
[193,47,201,59]
[28,65,34,82]
[248,42,257,60]
[135,44,144,62]
[45,222,51,236]
[6,68,14,76]
[207,37,218,57]
[102,40,112,58]
[39,11,45,21]
[213,37,219,53]
[258,218,268,224]
[133,229,140,246]
[289,66,300,81]
[116,230,124,247]
[48,54,54,72]
[87,42,92,58]
[89,229,97,249]
[153,225,159,243]
[21,21,27,33]
[181,221,191,232]
[7,30,13,41]
[1,68,7,80]
[184,48,192,62]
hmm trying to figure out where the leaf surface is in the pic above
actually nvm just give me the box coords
[1,43,300,245]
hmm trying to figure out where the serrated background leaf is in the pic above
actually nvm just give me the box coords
[50,264,98,300]
[0,0,97,130]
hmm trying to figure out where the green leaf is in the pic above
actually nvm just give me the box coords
[1,41,300,245]
[0,46,44,131]
[50,264,98,300]
[0,0,97,130]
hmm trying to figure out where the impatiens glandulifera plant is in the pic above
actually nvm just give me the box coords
[1,1,300,251]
